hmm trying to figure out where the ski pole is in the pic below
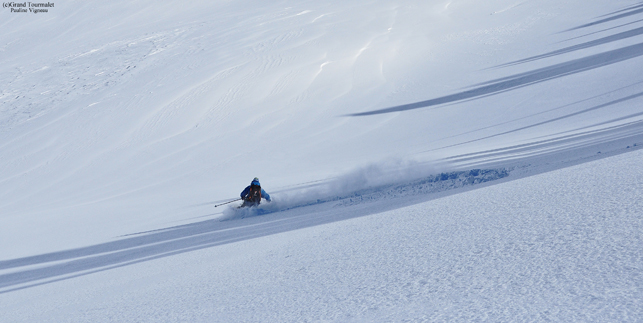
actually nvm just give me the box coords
[214,198,242,207]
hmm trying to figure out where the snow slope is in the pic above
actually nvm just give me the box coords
[2,136,641,322]
[1,0,642,321]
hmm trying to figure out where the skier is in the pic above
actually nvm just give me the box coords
[240,177,271,207]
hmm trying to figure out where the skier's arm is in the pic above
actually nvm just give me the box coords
[240,186,250,199]
[261,189,271,202]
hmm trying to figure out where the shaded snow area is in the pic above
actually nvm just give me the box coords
[2,0,643,321]
[2,145,642,322]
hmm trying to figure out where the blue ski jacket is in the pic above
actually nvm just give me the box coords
[240,180,271,202]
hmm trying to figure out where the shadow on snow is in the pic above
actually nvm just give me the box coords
[0,169,511,294]
[348,6,643,117]
[566,2,643,31]
[500,26,643,67]
[424,90,643,152]
[347,42,643,116]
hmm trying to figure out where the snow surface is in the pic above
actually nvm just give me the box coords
[1,0,642,321]
[3,149,642,322]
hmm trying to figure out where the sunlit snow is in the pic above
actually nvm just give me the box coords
[1,0,642,321]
